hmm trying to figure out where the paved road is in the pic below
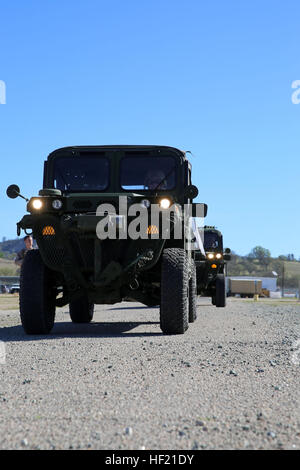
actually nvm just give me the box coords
[0,298,299,450]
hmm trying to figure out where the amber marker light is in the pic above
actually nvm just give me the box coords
[211,264,217,269]
[42,226,55,236]
[147,225,159,235]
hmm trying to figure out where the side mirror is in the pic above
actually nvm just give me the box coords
[191,203,208,218]
[224,254,231,261]
[184,184,199,200]
[6,184,29,202]
[6,184,20,199]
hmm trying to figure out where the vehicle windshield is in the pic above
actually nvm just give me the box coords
[53,156,109,192]
[204,232,223,251]
[120,156,176,190]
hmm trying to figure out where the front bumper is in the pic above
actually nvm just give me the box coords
[18,213,165,293]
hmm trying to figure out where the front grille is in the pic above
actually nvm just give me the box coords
[35,220,66,270]
[42,236,66,267]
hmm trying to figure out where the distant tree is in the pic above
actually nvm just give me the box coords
[0,251,3,258]
[248,246,271,268]
[279,254,296,261]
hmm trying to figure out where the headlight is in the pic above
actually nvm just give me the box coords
[215,253,222,259]
[32,199,43,210]
[52,199,63,210]
[159,198,171,209]
[141,199,151,208]
[207,253,214,259]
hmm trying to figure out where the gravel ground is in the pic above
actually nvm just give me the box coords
[0,297,299,450]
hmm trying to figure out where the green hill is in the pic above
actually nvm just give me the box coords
[227,252,300,288]
[0,238,25,259]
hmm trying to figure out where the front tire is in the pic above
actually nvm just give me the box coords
[69,295,94,323]
[160,248,189,334]
[215,274,226,307]
[20,250,56,334]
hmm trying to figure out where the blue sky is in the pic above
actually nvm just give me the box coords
[0,0,299,258]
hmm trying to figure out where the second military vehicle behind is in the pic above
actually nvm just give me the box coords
[195,225,231,307]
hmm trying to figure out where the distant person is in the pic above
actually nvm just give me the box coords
[14,235,33,267]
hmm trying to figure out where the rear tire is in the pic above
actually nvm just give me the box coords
[215,274,226,307]
[69,295,94,323]
[160,248,189,334]
[20,250,56,334]
[188,260,197,322]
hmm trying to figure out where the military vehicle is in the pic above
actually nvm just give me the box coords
[7,145,207,335]
[195,226,231,307]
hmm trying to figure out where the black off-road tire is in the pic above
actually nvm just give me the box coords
[188,259,197,322]
[215,274,226,307]
[20,250,56,334]
[160,248,189,334]
[69,296,94,323]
